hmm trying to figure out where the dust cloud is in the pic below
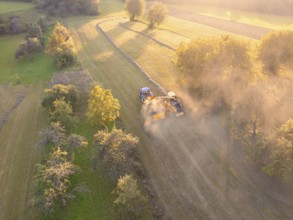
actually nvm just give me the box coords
[140,82,293,219]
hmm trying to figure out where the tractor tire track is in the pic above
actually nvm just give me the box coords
[96,23,167,95]
[0,94,25,132]
[119,22,176,51]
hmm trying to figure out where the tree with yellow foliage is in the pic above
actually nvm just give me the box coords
[87,85,120,126]
[46,22,76,68]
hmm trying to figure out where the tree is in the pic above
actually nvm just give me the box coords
[50,98,76,129]
[25,24,43,41]
[87,85,120,126]
[113,174,151,219]
[258,30,293,75]
[94,129,138,181]
[42,84,78,110]
[15,37,43,59]
[147,2,168,28]
[176,35,255,110]
[65,134,88,153]
[125,0,145,21]
[263,118,293,181]
[34,0,100,15]
[32,147,78,213]
[40,122,66,145]
[8,16,22,34]
[46,22,76,68]
[37,16,48,32]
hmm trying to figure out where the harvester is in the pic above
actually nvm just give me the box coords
[139,87,184,130]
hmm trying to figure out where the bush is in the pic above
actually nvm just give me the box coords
[42,84,79,110]
[15,37,43,59]
[50,98,76,129]
[55,48,76,68]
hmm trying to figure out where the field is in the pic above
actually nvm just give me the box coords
[0,5,57,216]
[0,1,33,13]
[167,2,293,30]
[0,83,47,220]
[67,1,293,219]
[1,0,293,219]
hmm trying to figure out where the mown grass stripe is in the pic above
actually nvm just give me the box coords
[96,22,167,95]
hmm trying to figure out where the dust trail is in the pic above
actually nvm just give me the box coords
[143,111,293,219]
[140,85,293,219]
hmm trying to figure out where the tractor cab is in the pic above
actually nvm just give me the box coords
[139,87,154,102]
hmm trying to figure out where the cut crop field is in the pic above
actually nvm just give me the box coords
[1,0,293,219]
[68,7,293,218]
[167,3,293,31]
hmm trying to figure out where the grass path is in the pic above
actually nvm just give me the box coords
[0,83,47,220]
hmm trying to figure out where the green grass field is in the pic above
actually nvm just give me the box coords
[0,1,34,13]
[0,34,56,84]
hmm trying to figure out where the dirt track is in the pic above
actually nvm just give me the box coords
[70,18,293,219]
[167,6,271,39]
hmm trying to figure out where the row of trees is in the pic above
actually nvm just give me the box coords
[86,85,152,218]
[125,0,168,28]
[33,83,153,218]
[42,84,79,129]
[32,83,88,213]
[33,0,100,15]
[176,31,293,181]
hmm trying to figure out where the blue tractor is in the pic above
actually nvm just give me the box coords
[139,87,154,102]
